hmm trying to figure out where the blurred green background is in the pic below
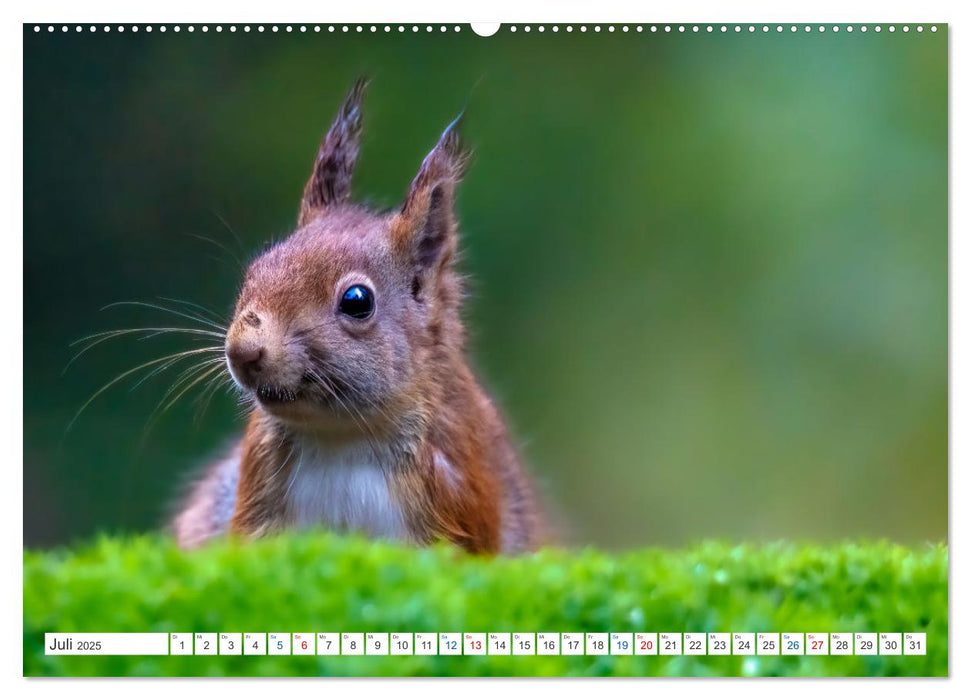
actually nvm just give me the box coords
[23,26,947,549]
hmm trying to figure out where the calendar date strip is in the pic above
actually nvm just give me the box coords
[45,632,926,657]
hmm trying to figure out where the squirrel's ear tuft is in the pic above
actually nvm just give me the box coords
[297,77,368,226]
[390,115,472,272]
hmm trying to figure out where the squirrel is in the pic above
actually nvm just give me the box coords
[172,79,542,554]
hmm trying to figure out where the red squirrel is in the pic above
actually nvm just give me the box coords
[173,79,542,553]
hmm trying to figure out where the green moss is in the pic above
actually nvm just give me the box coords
[24,535,947,676]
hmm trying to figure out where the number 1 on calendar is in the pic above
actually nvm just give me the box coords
[170,633,192,656]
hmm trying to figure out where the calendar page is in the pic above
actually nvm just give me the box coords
[22,15,947,679]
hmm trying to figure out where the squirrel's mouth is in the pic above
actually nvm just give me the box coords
[255,384,304,405]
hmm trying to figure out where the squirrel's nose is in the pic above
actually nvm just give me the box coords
[227,344,264,382]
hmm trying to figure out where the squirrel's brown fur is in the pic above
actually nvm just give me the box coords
[172,80,542,553]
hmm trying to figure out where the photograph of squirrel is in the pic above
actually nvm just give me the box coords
[173,79,543,554]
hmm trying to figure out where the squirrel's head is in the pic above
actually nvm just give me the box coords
[225,79,470,432]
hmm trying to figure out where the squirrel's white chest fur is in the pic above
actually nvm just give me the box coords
[283,439,407,540]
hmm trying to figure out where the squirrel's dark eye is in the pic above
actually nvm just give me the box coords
[338,284,374,320]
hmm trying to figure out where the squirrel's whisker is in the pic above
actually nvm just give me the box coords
[183,233,245,273]
[65,328,224,375]
[143,361,226,433]
[211,209,249,259]
[101,301,227,332]
[137,361,227,447]
[153,355,226,402]
[70,327,224,347]
[157,296,231,326]
[281,445,306,504]
[311,357,403,434]
[129,351,222,393]
[304,367,387,463]
[67,346,227,433]
[267,441,297,484]
[192,371,234,424]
